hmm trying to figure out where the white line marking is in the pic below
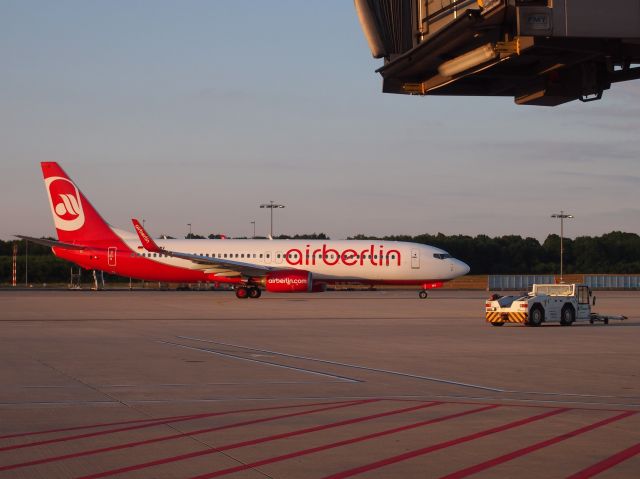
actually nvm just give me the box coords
[176,336,504,392]
[158,340,361,383]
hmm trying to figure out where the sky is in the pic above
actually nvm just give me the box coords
[1,1,639,241]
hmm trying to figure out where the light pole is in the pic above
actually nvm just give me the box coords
[24,240,28,287]
[250,221,256,239]
[187,223,192,239]
[551,211,574,283]
[259,201,285,238]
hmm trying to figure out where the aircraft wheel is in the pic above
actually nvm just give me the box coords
[235,287,249,299]
[418,290,428,299]
[491,322,504,327]
[248,287,262,299]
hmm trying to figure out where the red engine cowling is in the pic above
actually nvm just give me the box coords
[263,270,312,293]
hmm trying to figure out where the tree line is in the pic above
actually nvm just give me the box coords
[1,231,639,284]
[347,231,640,274]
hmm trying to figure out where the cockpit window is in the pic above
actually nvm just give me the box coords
[433,253,452,260]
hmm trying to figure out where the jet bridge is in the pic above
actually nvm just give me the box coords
[355,0,640,105]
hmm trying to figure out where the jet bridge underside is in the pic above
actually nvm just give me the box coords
[382,36,640,106]
[357,1,640,106]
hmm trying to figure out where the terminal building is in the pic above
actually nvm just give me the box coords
[355,0,640,105]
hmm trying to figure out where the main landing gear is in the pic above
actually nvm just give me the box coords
[418,290,428,299]
[235,286,262,299]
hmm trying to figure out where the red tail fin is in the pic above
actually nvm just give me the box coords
[41,162,119,244]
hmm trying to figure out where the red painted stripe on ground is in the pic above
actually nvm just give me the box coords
[320,407,570,479]
[440,411,636,479]
[77,400,439,479]
[0,400,352,454]
[0,413,202,440]
[566,441,640,479]
[1,400,372,473]
[185,404,500,479]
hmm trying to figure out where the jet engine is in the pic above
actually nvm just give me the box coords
[259,270,313,293]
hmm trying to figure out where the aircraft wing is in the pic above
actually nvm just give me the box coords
[131,219,273,278]
[15,235,87,250]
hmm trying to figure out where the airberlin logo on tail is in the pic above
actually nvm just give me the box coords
[44,177,85,231]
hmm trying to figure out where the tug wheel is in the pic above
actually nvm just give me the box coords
[560,305,575,326]
[528,306,544,327]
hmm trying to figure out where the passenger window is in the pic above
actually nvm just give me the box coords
[259,254,263,258]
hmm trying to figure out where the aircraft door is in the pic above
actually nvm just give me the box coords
[411,249,420,269]
[577,285,591,320]
[108,247,117,267]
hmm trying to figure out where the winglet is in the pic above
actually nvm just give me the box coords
[131,219,162,253]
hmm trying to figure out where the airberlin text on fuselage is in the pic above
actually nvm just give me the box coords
[285,244,401,267]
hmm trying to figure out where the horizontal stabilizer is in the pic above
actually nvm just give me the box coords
[15,235,86,250]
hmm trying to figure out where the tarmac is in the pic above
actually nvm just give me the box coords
[0,289,639,478]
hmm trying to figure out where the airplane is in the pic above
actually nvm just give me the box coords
[18,162,470,299]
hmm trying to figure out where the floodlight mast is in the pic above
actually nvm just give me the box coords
[259,201,285,238]
[551,211,574,283]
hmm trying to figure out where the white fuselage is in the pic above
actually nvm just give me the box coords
[120,234,469,283]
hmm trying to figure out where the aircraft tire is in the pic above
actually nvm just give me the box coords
[249,287,262,299]
[491,322,504,327]
[418,290,428,299]
[235,287,249,299]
